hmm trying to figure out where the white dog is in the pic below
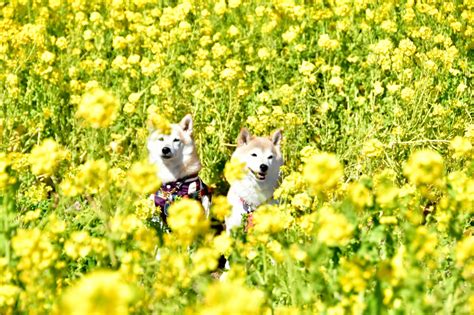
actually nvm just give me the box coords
[147,114,211,228]
[225,128,283,233]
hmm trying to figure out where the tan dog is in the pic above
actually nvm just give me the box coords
[147,114,211,227]
[225,128,283,233]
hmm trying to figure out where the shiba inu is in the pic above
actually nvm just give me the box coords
[225,128,283,233]
[147,114,211,227]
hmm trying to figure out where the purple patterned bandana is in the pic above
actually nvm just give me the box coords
[152,174,211,226]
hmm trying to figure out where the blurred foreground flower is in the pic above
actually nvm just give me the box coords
[127,161,161,194]
[0,153,16,189]
[60,271,134,315]
[147,105,171,134]
[224,157,245,183]
[198,280,265,315]
[450,136,472,159]
[0,284,20,311]
[168,199,209,245]
[210,195,231,221]
[76,88,119,128]
[317,206,354,247]
[456,236,474,279]
[29,139,67,176]
[60,159,109,196]
[252,205,292,234]
[303,152,343,194]
[403,150,444,187]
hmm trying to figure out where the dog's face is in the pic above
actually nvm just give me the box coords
[147,114,195,163]
[233,128,283,182]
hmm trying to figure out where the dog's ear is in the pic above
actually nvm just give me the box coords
[237,128,251,146]
[271,129,282,146]
[179,114,193,134]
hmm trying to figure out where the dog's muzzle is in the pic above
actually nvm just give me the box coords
[249,168,266,180]
[161,147,172,159]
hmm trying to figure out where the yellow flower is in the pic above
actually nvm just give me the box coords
[411,226,438,260]
[74,159,109,195]
[212,233,233,256]
[303,152,343,194]
[168,199,209,245]
[76,88,119,128]
[12,228,57,270]
[289,244,307,262]
[317,206,354,247]
[380,216,398,225]
[347,182,373,209]
[228,0,241,9]
[400,87,415,102]
[403,150,444,186]
[318,34,340,50]
[210,195,231,221]
[134,198,155,220]
[40,50,55,64]
[147,105,171,134]
[339,258,372,293]
[191,247,219,275]
[29,139,67,176]
[127,161,161,194]
[64,231,92,259]
[60,271,134,315]
[398,38,416,56]
[450,136,472,159]
[329,76,344,88]
[198,281,265,315]
[291,192,312,211]
[456,236,474,268]
[0,153,15,189]
[224,157,246,184]
[361,139,384,157]
[299,60,315,76]
[0,285,20,309]
[252,205,293,235]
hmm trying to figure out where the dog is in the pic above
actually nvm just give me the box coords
[147,114,211,229]
[225,128,283,233]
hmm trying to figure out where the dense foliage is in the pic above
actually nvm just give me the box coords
[0,0,473,314]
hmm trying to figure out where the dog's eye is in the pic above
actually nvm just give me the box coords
[268,155,273,159]
[251,153,257,157]
[173,138,180,142]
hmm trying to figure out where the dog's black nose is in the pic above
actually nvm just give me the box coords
[162,147,171,155]
[259,164,268,172]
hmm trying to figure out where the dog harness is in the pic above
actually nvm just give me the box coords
[240,197,257,231]
[152,174,211,227]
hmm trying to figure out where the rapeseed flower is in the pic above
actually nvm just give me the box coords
[403,150,444,187]
[76,88,119,128]
[60,271,134,315]
[0,153,15,189]
[347,182,373,210]
[317,206,354,247]
[127,161,161,194]
[303,152,343,194]
[450,136,472,159]
[252,205,292,234]
[168,199,209,245]
[362,139,384,157]
[29,139,67,176]
[210,195,231,221]
[223,157,245,184]
[198,281,265,315]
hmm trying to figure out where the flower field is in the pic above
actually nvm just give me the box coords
[1,0,473,314]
